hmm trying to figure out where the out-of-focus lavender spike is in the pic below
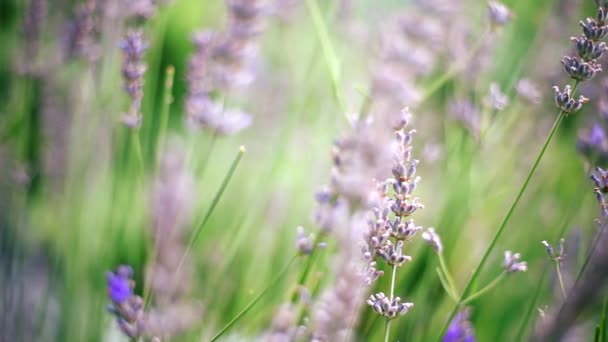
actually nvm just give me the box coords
[20,0,47,73]
[120,29,148,127]
[448,99,482,137]
[485,83,509,111]
[443,309,476,342]
[63,0,100,61]
[515,78,542,105]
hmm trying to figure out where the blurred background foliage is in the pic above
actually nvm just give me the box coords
[1,0,606,341]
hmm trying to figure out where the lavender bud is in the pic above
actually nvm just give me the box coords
[561,56,602,81]
[580,17,608,41]
[486,83,509,110]
[391,219,422,241]
[503,250,527,273]
[553,85,589,114]
[392,108,410,130]
[541,240,554,258]
[421,228,443,253]
[377,240,411,266]
[367,292,414,319]
[488,1,512,26]
[592,166,608,193]
[571,36,608,61]
[296,226,314,255]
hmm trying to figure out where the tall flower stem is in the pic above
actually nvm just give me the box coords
[555,261,567,299]
[209,255,298,342]
[461,272,506,305]
[173,146,245,278]
[436,81,579,341]
[384,264,398,342]
[155,65,175,161]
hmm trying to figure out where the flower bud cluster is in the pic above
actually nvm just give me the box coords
[591,166,608,218]
[555,3,608,114]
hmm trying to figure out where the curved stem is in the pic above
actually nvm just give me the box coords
[436,80,576,340]
[461,272,506,305]
[555,260,567,299]
[438,252,458,299]
[209,256,298,342]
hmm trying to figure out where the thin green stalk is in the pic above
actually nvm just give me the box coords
[438,252,458,299]
[418,30,489,106]
[516,267,549,341]
[174,146,245,274]
[436,268,459,302]
[384,319,391,342]
[156,65,175,160]
[436,81,577,340]
[555,260,567,299]
[132,130,145,175]
[384,264,398,342]
[209,255,298,342]
[461,272,506,305]
[305,0,346,114]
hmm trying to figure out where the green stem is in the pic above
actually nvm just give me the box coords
[384,264,398,342]
[132,129,144,175]
[461,272,506,305]
[209,256,298,342]
[305,0,346,114]
[156,65,175,160]
[384,319,391,342]
[174,146,245,276]
[555,260,567,299]
[436,80,576,340]
[438,252,458,299]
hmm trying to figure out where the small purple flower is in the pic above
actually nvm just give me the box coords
[443,310,475,342]
[107,265,134,304]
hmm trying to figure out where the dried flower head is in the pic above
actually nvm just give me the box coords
[503,250,528,273]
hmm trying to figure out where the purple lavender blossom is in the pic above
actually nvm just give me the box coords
[443,310,475,342]
[107,265,134,304]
